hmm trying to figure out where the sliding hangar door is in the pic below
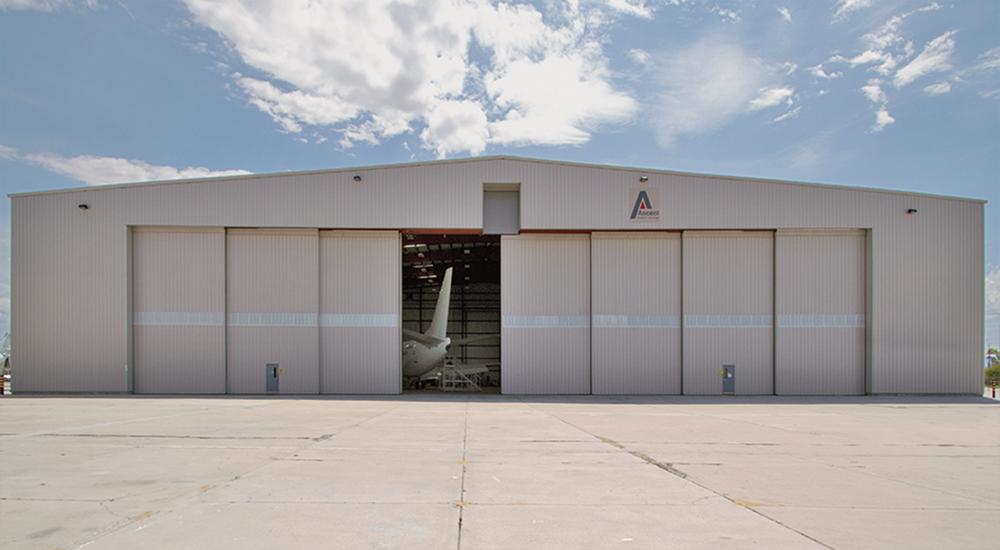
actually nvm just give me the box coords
[134,226,863,395]
[132,228,399,394]
[501,230,866,395]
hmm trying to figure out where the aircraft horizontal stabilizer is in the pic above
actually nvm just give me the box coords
[402,328,447,347]
[449,333,500,347]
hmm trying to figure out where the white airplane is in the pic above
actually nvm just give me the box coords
[401,267,496,382]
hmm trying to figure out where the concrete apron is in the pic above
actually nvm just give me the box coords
[0,394,997,550]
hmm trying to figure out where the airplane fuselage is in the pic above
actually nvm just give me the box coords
[402,337,451,378]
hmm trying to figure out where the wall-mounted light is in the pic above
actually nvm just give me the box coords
[78,204,89,210]
[907,208,918,214]
[353,175,362,182]
[639,175,649,183]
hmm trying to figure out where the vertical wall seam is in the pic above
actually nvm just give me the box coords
[772,229,777,396]
[679,231,685,395]
[224,227,230,395]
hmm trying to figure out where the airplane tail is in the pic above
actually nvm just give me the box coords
[425,267,453,339]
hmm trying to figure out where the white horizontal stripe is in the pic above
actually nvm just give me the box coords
[685,315,772,328]
[228,313,318,327]
[593,315,681,328]
[503,315,589,328]
[319,314,397,328]
[778,314,865,328]
[134,312,224,326]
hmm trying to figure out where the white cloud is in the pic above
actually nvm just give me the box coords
[861,79,887,104]
[748,87,794,111]
[22,151,252,185]
[871,108,895,132]
[712,6,739,22]
[861,79,894,132]
[832,0,873,23]
[0,0,98,10]
[893,31,956,87]
[777,7,791,23]
[183,0,640,157]
[0,144,17,160]
[604,0,654,19]
[987,265,1000,320]
[648,35,790,146]
[773,106,801,123]
[807,64,840,79]
[923,81,951,96]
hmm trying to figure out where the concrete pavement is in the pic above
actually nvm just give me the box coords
[1,394,998,549]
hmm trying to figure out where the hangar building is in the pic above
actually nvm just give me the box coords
[9,157,985,395]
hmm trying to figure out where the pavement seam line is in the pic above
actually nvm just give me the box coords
[456,398,470,550]
[523,401,838,550]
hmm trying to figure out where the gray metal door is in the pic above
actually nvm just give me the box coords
[266,363,279,393]
[723,365,735,394]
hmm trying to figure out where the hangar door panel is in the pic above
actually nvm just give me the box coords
[227,229,319,394]
[133,227,225,394]
[319,231,400,394]
[592,233,681,395]
[775,231,865,395]
[682,232,774,395]
[502,234,590,394]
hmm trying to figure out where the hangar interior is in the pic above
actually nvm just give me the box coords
[401,233,501,387]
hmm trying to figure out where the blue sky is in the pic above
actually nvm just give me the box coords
[1,0,998,345]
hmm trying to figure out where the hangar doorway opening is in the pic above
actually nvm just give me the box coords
[402,233,501,391]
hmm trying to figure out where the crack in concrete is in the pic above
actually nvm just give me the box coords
[456,398,470,550]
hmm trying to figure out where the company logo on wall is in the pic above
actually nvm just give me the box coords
[629,188,660,222]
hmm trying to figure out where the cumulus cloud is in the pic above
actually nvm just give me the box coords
[183,0,640,157]
[648,35,792,146]
[893,30,956,87]
[748,87,794,111]
[18,150,251,185]
[923,81,951,96]
[861,79,894,132]
[807,64,841,79]
[832,0,873,23]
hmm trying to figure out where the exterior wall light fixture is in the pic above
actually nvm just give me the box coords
[907,208,918,214]
[639,175,649,183]
[353,175,362,182]
[78,204,88,210]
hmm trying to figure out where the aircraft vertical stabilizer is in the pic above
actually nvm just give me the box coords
[425,267,453,339]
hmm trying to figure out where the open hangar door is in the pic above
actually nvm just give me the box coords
[401,233,501,388]
[132,227,226,394]
[775,230,866,395]
[592,232,682,395]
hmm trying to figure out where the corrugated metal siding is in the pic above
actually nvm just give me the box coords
[133,227,226,393]
[775,230,865,395]
[682,231,773,395]
[591,232,681,394]
[870,199,984,394]
[226,229,319,394]
[11,193,128,392]
[319,231,400,394]
[501,234,590,394]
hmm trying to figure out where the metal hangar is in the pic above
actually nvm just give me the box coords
[9,156,985,395]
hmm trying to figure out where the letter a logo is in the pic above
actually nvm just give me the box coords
[629,188,659,222]
[630,191,653,219]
